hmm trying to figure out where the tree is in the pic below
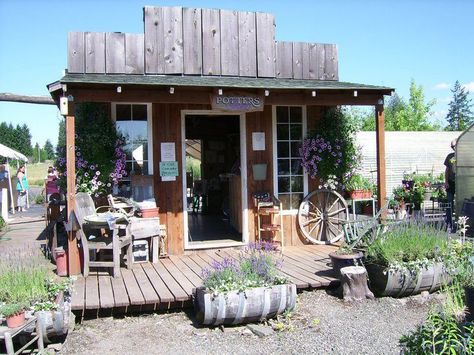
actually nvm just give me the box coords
[43,139,55,160]
[56,119,65,157]
[445,80,474,131]
[357,80,438,131]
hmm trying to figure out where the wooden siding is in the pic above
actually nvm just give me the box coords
[67,6,338,80]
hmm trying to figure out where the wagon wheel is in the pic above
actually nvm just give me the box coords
[297,189,349,244]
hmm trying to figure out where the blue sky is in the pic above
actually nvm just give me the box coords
[1,0,473,147]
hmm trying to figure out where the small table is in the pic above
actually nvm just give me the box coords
[346,197,376,220]
[0,316,44,355]
[129,217,161,263]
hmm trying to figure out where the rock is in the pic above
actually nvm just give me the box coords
[192,328,208,337]
[246,324,274,337]
[47,343,63,352]
[241,328,254,336]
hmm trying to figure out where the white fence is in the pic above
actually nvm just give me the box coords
[356,131,461,196]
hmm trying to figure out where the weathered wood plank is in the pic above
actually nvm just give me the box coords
[313,43,325,80]
[324,43,338,80]
[256,12,275,78]
[132,265,160,304]
[141,263,174,304]
[179,255,206,279]
[71,276,85,311]
[110,273,130,307]
[163,6,183,74]
[202,8,221,75]
[98,275,115,308]
[125,33,144,74]
[85,274,100,310]
[308,43,320,79]
[169,255,203,287]
[68,32,85,73]
[220,9,239,76]
[292,42,303,79]
[182,8,202,75]
[144,6,165,74]
[302,42,311,79]
[85,32,106,73]
[160,257,195,296]
[276,41,293,79]
[152,261,188,301]
[105,32,125,74]
[121,268,145,305]
[238,11,257,77]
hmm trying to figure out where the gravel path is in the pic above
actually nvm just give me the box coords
[60,290,437,355]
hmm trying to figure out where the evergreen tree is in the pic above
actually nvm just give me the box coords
[33,142,41,163]
[43,139,55,160]
[56,119,65,157]
[445,80,474,131]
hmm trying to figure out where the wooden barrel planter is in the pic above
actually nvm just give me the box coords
[329,252,364,277]
[366,262,448,297]
[194,284,296,326]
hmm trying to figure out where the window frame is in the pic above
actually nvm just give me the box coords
[111,102,153,175]
[272,105,308,214]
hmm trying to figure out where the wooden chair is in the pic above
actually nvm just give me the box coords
[75,192,132,277]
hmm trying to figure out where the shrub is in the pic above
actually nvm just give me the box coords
[202,242,287,294]
[35,194,45,205]
[365,221,448,272]
[0,216,5,231]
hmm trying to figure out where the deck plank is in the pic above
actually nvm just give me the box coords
[121,268,145,305]
[98,275,115,309]
[152,261,189,301]
[283,249,336,282]
[160,258,196,295]
[141,263,175,303]
[71,276,86,311]
[178,255,206,279]
[110,273,130,307]
[132,266,160,305]
[85,273,100,310]
[167,255,203,288]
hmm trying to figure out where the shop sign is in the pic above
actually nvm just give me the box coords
[160,161,178,177]
[211,92,264,112]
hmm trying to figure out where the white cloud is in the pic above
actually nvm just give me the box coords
[462,81,474,91]
[438,96,451,104]
[433,82,450,90]
[432,110,447,120]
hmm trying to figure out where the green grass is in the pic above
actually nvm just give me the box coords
[25,161,53,187]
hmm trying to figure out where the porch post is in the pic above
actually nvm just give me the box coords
[65,103,81,275]
[375,104,386,210]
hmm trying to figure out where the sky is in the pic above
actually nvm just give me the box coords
[1,0,473,147]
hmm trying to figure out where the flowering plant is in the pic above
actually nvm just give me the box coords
[201,242,288,294]
[300,107,360,188]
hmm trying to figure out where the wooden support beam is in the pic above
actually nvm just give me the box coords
[375,104,386,210]
[0,92,55,105]
[65,104,81,275]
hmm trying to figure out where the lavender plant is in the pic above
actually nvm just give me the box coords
[201,242,288,294]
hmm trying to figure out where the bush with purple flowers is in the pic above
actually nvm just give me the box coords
[201,242,288,294]
[300,107,361,188]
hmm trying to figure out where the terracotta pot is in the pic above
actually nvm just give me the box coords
[140,207,160,218]
[6,311,26,328]
[349,190,372,199]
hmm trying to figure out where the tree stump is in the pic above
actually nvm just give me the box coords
[340,266,375,302]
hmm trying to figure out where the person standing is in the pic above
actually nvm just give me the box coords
[444,139,457,232]
[16,165,29,212]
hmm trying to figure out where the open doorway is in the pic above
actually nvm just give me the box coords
[184,113,244,246]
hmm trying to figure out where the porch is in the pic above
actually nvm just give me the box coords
[71,245,338,318]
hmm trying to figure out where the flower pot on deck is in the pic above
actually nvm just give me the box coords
[194,284,296,326]
[6,311,26,328]
[348,190,372,199]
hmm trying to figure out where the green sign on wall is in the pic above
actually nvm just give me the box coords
[159,161,178,177]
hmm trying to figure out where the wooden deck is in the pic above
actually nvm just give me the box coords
[71,245,339,317]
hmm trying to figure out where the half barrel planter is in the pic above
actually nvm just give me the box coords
[194,284,297,326]
[366,262,449,297]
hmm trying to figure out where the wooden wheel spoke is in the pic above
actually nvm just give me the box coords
[308,219,322,235]
[327,197,340,214]
[302,217,320,227]
[317,222,324,240]
[328,216,347,223]
[328,208,346,217]
[308,200,322,215]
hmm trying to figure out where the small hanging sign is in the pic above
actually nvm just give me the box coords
[210,92,264,112]
[159,161,179,177]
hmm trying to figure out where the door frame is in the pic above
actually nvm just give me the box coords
[181,110,248,250]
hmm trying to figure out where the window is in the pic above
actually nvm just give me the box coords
[112,103,152,178]
[274,106,306,210]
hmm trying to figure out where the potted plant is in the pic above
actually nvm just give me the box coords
[329,243,364,277]
[0,303,27,328]
[194,242,296,326]
[365,221,450,297]
[345,174,373,199]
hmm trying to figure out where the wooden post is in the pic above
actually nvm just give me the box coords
[65,103,81,275]
[375,104,386,209]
